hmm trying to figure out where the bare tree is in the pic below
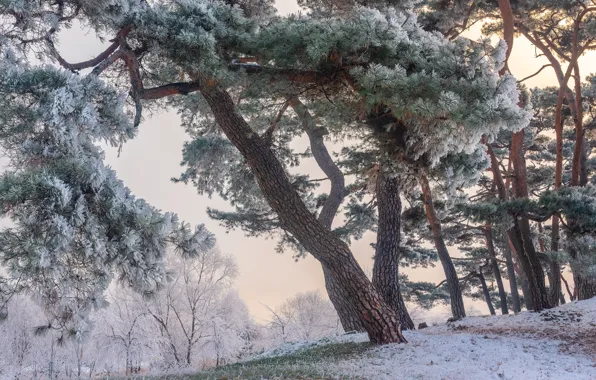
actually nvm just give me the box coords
[144,249,239,367]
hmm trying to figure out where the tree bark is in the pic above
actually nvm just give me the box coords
[510,130,551,311]
[486,143,523,312]
[548,218,562,307]
[201,86,406,343]
[291,99,368,333]
[322,267,364,332]
[373,166,415,330]
[478,269,496,315]
[503,237,521,313]
[550,87,565,307]
[484,225,508,314]
[292,98,413,331]
[420,174,466,320]
[571,260,596,300]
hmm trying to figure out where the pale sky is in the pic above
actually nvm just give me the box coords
[56,1,596,320]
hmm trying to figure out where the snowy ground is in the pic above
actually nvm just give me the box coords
[242,299,596,380]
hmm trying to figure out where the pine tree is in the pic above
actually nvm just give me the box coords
[0,0,529,343]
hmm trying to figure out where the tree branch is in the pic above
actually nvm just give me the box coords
[518,64,553,83]
[48,25,132,72]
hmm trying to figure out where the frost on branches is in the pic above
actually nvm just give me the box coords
[0,45,214,332]
[0,0,532,344]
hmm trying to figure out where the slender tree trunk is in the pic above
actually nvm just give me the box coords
[503,237,521,312]
[548,87,566,308]
[484,225,508,314]
[202,87,406,343]
[571,63,584,188]
[420,174,466,320]
[561,274,576,301]
[548,219,562,307]
[510,130,551,311]
[373,165,415,330]
[478,269,496,315]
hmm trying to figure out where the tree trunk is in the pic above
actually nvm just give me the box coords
[292,99,365,333]
[372,166,415,330]
[547,260,562,307]
[508,231,534,310]
[293,98,412,331]
[478,269,496,315]
[420,174,466,320]
[201,86,406,343]
[548,218,563,307]
[571,260,596,300]
[484,225,508,314]
[485,143,523,312]
[323,266,365,332]
[560,290,566,305]
[503,236,521,312]
[510,130,550,311]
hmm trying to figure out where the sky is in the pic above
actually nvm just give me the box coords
[56,0,596,321]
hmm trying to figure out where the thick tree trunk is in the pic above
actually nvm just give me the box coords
[575,275,596,300]
[372,166,415,330]
[202,87,406,343]
[547,261,562,307]
[420,174,466,320]
[510,131,551,311]
[571,258,596,300]
[484,225,508,314]
[478,269,496,315]
[323,267,365,332]
[503,238,521,313]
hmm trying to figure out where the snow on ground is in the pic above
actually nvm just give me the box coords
[254,299,596,379]
[328,330,596,380]
[256,332,369,359]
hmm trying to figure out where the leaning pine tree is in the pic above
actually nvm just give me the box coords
[0,0,529,343]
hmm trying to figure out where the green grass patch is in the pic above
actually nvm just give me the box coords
[131,341,373,380]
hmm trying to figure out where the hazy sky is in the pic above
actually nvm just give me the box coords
[57,0,596,320]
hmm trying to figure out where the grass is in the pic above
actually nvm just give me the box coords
[126,341,373,380]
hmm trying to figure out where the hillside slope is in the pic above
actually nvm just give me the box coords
[185,299,596,379]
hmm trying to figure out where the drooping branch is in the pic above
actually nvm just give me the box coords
[48,25,132,72]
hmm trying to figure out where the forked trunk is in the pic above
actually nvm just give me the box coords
[372,166,414,330]
[292,99,365,333]
[510,131,550,311]
[201,87,406,343]
[420,174,466,320]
